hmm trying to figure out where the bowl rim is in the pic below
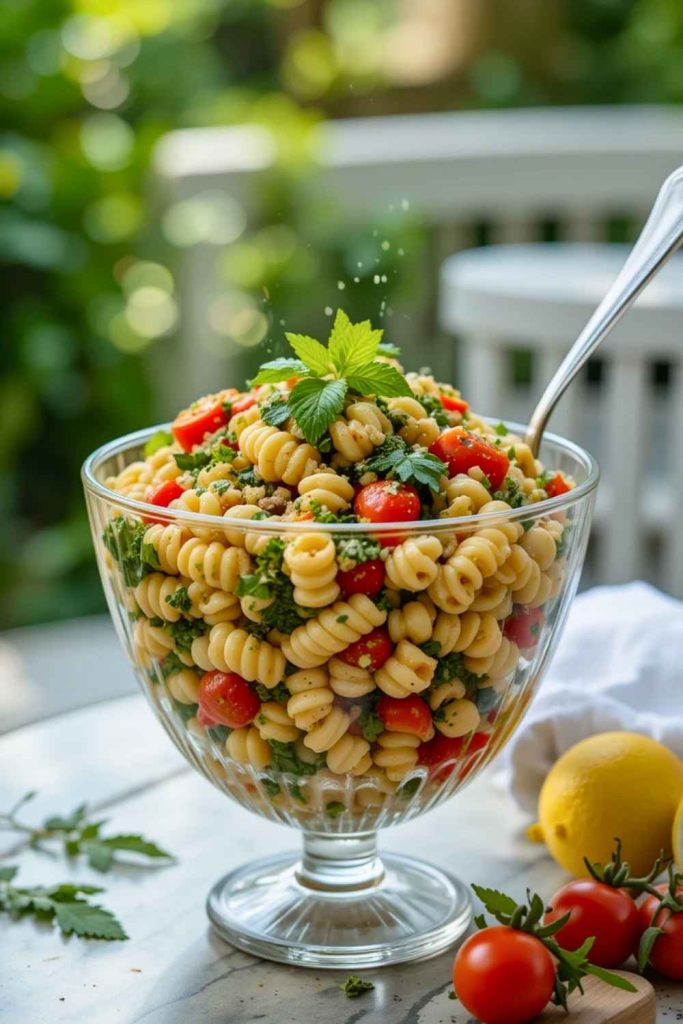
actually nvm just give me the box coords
[81,419,600,535]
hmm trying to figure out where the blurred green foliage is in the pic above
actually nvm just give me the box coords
[1,0,682,628]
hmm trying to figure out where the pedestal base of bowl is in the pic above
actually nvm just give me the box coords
[206,832,472,969]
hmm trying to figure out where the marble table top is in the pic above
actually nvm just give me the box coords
[1,693,681,1024]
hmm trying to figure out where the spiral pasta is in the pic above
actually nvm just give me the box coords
[388,599,436,645]
[166,668,201,704]
[328,657,375,698]
[206,624,286,686]
[226,726,272,769]
[255,701,299,743]
[385,536,443,591]
[329,402,391,462]
[239,419,320,485]
[283,534,340,609]
[373,732,420,781]
[281,594,387,668]
[374,640,437,698]
[285,668,334,730]
[297,471,355,513]
[326,733,372,776]
[174,537,252,592]
[134,573,189,622]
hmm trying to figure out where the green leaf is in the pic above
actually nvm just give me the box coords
[345,362,412,398]
[53,900,128,940]
[359,708,384,743]
[284,334,334,376]
[174,450,210,471]
[328,309,383,375]
[261,399,291,427]
[340,975,374,998]
[325,801,345,819]
[362,436,446,493]
[0,866,18,883]
[268,740,324,777]
[585,964,637,992]
[143,430,173,458]
[287,377,347,446]
[377,342,401,357]
[84,842,115,873]
[250,358,310,385]
[638,925,664,971]
[98,834,173,861]
[471,884,519,919]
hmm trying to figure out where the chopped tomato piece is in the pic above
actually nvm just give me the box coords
[503,606,545,649]
[196,706,219,728]
[339,628,393,671]
[546,473,571,498]
[377,695,433,741]
[440,394,469,414]
[338,558,386,596]
[172,394,228,452]
[418,731,489,780]
[142,480,185,524]
[354,481,421,547]
[230,394,256,416]
[428,427,509,491]
[197,671,260,728]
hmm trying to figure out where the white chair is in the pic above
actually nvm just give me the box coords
[440,243,683,595]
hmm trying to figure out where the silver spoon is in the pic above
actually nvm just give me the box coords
[525,165,683,456]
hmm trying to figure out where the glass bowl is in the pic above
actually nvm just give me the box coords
[82,423,598,968]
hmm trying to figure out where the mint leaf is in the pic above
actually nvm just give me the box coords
[471,884,518,918]
[174,450,210,471]
[362,436,446,493]
[53,901,128,940]
[287,378,347,446]
[345,362,412,398]
[340,975,374,998]
[143,430,173,457]
[284,334,334,376]
[328,309,383,375]
[261,398,291,427]
[250,358,309,385]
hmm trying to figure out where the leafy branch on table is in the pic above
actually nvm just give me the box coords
[0,791,175,941]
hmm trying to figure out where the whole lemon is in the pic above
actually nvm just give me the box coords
[530,732,683,877]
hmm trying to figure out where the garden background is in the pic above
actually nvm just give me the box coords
[2,0,682,628]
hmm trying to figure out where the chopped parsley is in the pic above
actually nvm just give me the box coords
[536,471,553,489]
[262,779,281,798]
[432,652,484,691]
[174,450,211,472]
[335,536,381,568]
[325,801,345,819]
[419,639,441,658]
[161,651,185,679]
[415,393,448,428]
[359,708,384,743]
[361,434,446,493]
[171,699,198,724]
[254,681,289,705]
[307,498,357,524]
[288,783,307,804]
[492,477,525,508]
[494,422,509,436]
[268,740,325,776]
[166,618,208,653]
[340,976,375,999]
[260,396,291,428]
[237,538,308,633]
[397,777,421,797]
[103,518,160,587]
[237,466,263,488]
[165,585,191,613]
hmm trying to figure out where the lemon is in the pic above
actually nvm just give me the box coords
[529,732,683,877]
[673,793,683,868]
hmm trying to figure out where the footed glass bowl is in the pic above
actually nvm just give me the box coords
[82,424,598,968]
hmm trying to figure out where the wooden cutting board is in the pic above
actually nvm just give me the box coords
[536,971,656,1024]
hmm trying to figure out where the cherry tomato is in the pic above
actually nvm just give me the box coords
[339,628,393,671]
[197,671,260,728]
[418,731,489,780]
[503,606,545,649]
[453,926,555,1024]
[546,473,571,498]
[429,427,509,491]
[354,481,421,547]
[196,706,219,728]
[544,879,641,968]
[172,395,228,452]
[141,480,185,524]
[377,694,433,741]
[230,394,256,416]
[337,558,386,596]
[440,393,469,414]
[639,885,683,980]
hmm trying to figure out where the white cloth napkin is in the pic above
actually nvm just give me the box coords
[505,582,683,814]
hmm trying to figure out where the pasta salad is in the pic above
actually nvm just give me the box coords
[102,311,573,803]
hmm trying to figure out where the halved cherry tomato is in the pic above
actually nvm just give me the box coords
[453,926,555,1024]
[429,427,509,490]
[230,394,256,416]
[377,695,433,741]
[503,606,544,649]
[418,731,489,780]
[337,558,386,596]
[546,473,571,498]
[440,393,469,414]
[639,885,683,980]
[545,879,641,968]
[339,628,393,671]
[142,480,185,524]
[172,394,228,452]
[197,670,260,728]
[354,481,420,547]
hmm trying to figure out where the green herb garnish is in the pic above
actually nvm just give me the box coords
[340,975,375,999]
[251,310,412,445]
[0,865,127,941]
[268,741,324,777]
[103,518,160,587]
[143,430,173,458]
[361,434,446,494]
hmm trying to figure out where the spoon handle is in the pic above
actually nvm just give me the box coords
[525,165,683,456]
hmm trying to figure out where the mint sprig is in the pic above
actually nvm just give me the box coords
[251,310,412,445]
[361,435,447,493]
[0,865,127,940]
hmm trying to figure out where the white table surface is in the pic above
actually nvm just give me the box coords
[1,690,682,1024]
